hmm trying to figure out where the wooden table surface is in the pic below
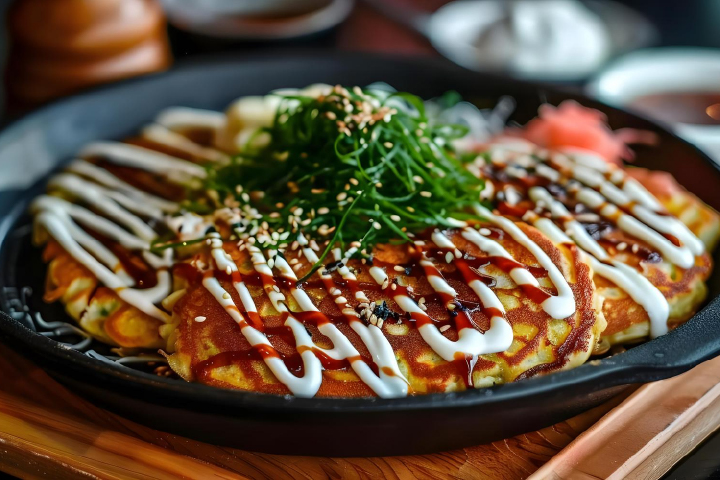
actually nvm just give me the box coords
[2,341,720,480]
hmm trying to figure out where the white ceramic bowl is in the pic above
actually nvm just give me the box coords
[588,48,720,162]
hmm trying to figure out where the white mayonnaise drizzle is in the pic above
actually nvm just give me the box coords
[529,187,669,337]
[32,197,171,322]
[142,124,229,164]
[67,159,178,214]
[154,107,226,132]
[543,148,703,268]
[203,235,322,398]
[473,205,576,319]
[575,188,695,269]
[80,141,207,182]
[293,234,409,397]
[29,138,214,324]
[368,259,513,362]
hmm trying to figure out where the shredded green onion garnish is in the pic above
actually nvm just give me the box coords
[193,86,486,281]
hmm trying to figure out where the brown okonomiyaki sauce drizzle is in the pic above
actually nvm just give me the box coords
[176,217,575,396]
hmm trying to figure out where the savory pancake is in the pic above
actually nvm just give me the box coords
[27,85,718,398]
[165,223,603,396]
[475,139,717,348]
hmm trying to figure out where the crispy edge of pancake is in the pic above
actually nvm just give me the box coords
[38,239,164,349]
[497,224,606,382]
[597,170,718,346]
[165,223,606,396]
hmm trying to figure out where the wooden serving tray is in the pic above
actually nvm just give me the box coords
[0,342,718,480]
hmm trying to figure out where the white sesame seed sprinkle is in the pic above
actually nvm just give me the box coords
[194,316,207,322]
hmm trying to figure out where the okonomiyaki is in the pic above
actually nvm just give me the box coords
[27,85,719,398]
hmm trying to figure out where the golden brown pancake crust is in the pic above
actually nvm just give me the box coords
[168,221,602,397]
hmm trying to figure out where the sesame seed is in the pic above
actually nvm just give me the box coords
[445,252,453,263]
[418,297,427,311]
[439,325,451,333]
[318,207,330,215]
[420,191,432,198]
[383,142,393,149]
[631,244,640,253]
[222,292,231,300]
[391,283,397,290]
[375,182,383,188]
[406,206,415,213]
[394,265,405,272]
[390,214,401,222]
[412,175,424,184]
[349,178,359,185]
[225,266,232,275]
[381,278,389,290]
[335,296,347,304]
[373,222,382,230]
[617,242,627,251]
[336,192,347,201]
[479,228,491,236]
[194,316,207,322]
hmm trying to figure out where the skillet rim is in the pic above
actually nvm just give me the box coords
[1,51,720,414]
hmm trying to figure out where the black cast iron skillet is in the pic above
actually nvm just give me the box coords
[1,53,719,457]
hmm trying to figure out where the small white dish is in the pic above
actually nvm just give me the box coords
[588,48,720,162]
[428,0,656,81]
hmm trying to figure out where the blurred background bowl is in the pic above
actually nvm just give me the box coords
[589,48,720,161]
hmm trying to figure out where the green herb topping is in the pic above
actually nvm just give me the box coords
[194,85,486,280]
